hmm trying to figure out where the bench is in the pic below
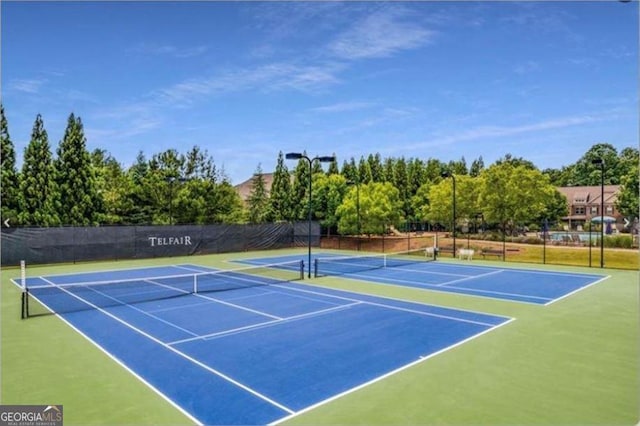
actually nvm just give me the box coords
[480,248,520,259]
[458,248,474,260]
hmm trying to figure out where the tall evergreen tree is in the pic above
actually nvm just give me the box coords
[358,156,373,183]
[469,156,485,177]
[291,153,311,220]
[55,113,102,225]
[0,105,19,224]
[393,157,410,219]
[407,158,426,195]
[18,114,60,226]
[247,164,269,223]
[267,151,293,221]
[340,158,358,183]
[383,157,395,182]
[368,153,384,182]
[326,155,340,175]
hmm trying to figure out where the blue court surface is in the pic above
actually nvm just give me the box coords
[235,253,607,305]
[17,264,512,425]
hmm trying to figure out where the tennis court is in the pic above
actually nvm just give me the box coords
[15,262,512,425]
[237,252,607,305]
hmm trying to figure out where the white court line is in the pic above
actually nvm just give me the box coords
[35,278,295,415]
[544,275,611,306]
[332,271,551,305]
[423,261,606,279]
[168,302,362,346]
[435,269,505,287]
[24,290,204,426]
[270,317,517,426]
[383,265,470,278]
[66,278,202,338]
[267,283,500,327]
[191,291,283,320]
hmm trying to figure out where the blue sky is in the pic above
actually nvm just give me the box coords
[2,1,637,183]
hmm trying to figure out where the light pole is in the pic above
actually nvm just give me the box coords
[286,152,336,277]
[592,158,605,268]
[441,171,456,257]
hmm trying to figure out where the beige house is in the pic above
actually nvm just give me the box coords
[556,185,622,230]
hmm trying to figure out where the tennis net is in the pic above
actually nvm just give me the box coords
[21,260,304,318]
[313,248,435,278]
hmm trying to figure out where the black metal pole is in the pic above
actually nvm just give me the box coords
[452,176,456,257]
[356,179,360,251]
[591,158,605,268]
[589,222,593,268]
[286,152,335,278]
[306,156,312,278]
[543,218,547,264]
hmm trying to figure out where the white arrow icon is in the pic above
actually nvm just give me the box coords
[624,218,630,227]
[3,219,10,228]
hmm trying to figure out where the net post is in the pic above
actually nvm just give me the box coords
[20,260,27,319]
[300,260,305,280]
[313,258,319,278]
[193,274,198,294]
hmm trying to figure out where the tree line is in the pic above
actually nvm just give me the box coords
[1,105,638,233]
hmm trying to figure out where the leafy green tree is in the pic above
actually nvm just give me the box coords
[0,105,19,224]
[425,175,478,228]
[411,181,433,222]
[478,163,556,234]
[424,158,445,182]
[55,114,102,225]
[127,152,155,224]
[494,153,538,170]
[616,161,639,221]
[312,173,348,233]
[570,143,619,185]
[184,145,216,180]
[407,158,426,197]
[267,151,293,221]
[247,164,269,223]
[173,178,243,224]
[337,182,401,235]
[447,157,468,175]
[92,149,135,224]
[18,114,60,226]
[214,179,246,223]
[617,147,639,183]
[541,189,569,225]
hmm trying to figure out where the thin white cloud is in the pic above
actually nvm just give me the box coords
[328,8,435,60]
[155,62,343,105]
[311,101,377,113]
[411,114,605,149]
[9,78,47,94]
[128,43,208,58]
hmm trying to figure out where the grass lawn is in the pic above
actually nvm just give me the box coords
[2,250,638,425]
